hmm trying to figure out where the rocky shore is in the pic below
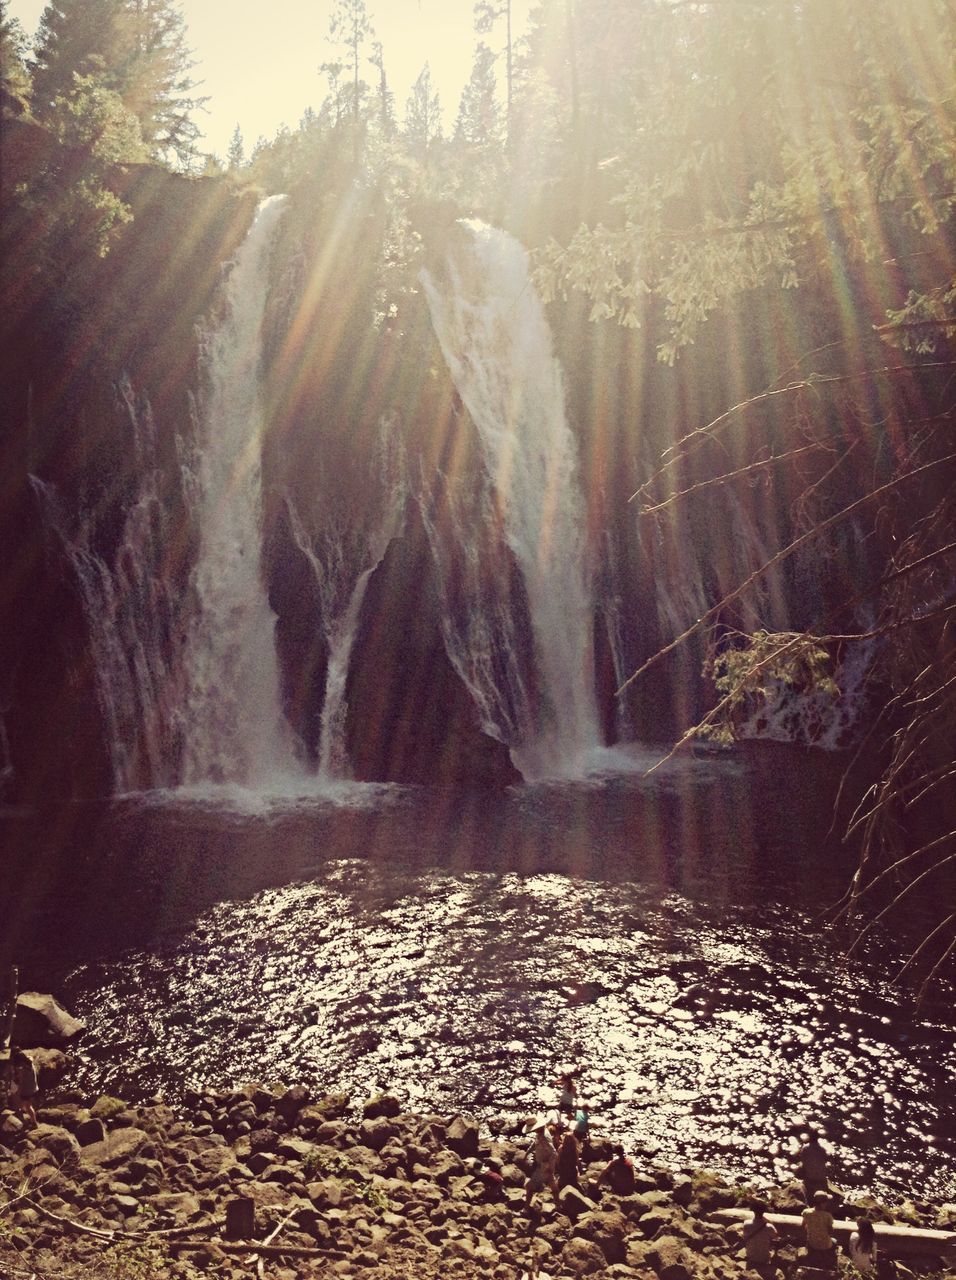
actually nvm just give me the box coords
[2,1068,954,1280]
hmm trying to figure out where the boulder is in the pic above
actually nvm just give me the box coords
[150,1182,204,1223]
[89,1096,127,1122]
[29,1123,80,1164]
[359,1117,399,1152]
[12,993,84,1046]
[75,1117,107,1147]
[560,1185,600,1221]
[363,1094,402,1120]
[276,1083,310,1120]
[26,1047,69,1089]
[80,1126,150,1168]
[649,1234,693,1280]
[574,1209,629,1263]
[307,1176,348,1209]
[445,1114,480,1158]
[562,1235,609,1274]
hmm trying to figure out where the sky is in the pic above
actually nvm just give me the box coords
[9,0,535,161]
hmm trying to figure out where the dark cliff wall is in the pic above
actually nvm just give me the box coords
[0,115,257,800]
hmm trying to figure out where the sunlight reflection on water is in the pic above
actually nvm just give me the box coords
[6,747,954,1205]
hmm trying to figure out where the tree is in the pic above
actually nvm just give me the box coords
[368,39,394,141]
[30,0,204,166]
[403,63,442,158]
[474,0,511,147]
[324,0,373,161]
[452,41,505,206]
[226,122,244,170]
[0,0,31,113]
[533,0,956,993]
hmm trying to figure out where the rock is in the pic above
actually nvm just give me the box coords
[560,1185,600,1221]
[445,1115,480,1158]
[75,1117,107,1147]
[151,1191,203,1223]
[80,1127,150,1168]
[672,1175,693,1208]
[246,1151,275,1175]
[276,1083,310,1120]
[26,1047,69,1089]
[689,1171,738,1213]
[0,1113,25,1145]
[562,1235,609,1274]
[363,1093,402,1120]
[649,1234,693,1280]
[30,1124,81,1164]
[575,1209,629,1263]
[359,1117,399,1152]
[307,1176,348,1209]
[13,993,85,1046]
[89,1095,127,1121]
[275,1134,315,1162]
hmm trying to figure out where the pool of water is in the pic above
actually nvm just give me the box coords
[3,743,953,1203]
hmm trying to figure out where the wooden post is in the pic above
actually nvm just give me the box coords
[224,1196,256,1241]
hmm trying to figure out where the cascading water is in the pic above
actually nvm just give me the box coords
[422,222,602,780]
[29,379,180,793]
[287,419,407,780]
[178,195,302,789]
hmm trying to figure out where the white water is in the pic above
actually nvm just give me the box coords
[179,196,303,789]
[422,222,602,780]
[29,380,180,792]
[287,418,407,780]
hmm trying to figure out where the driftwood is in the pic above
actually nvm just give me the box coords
[715,1208,956,1259]
[20,1195,215,1242]
[168,1240,338,1258]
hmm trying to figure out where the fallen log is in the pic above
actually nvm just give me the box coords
[167,1240,348,1259]
[715,1209,956,1260]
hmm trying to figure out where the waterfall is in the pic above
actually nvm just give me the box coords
[29,378,180,793]
[179,195,302,788]
[287,419,407,780]
[422,221,602,780]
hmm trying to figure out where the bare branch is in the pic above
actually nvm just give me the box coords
[618,450,956,696]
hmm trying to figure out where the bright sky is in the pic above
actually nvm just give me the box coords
[10,0,534,161]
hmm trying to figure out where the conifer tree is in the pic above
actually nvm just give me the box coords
[404,63,441,158]
[0,0,30,113]
[30,0,203,166]
[226,123,244,170]
[474,0,511,145]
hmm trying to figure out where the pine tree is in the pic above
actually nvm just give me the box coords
[30,0,123,114]
[455,41,501,150]
[0,0,31,113]
[226,123,244,170]
[326,0,373,155]
[368,39,394,141]
[474,0,511,146]
[403,63,441,157]
[30,0,204,166]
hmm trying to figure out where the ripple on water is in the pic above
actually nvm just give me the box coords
[54,851,956,1205]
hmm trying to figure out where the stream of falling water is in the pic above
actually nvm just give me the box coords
[422,222,602,781]
[287,419,407,781]
[179,196,303,789]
